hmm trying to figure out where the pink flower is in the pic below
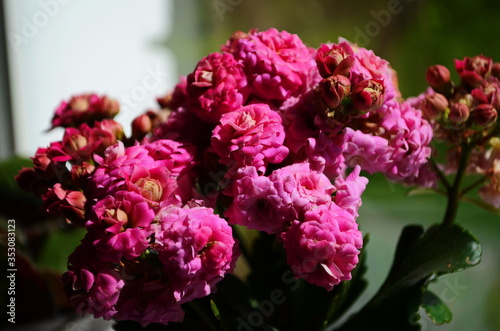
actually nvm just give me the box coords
[334,166,368,217]
[343,128,392,174]
[51,93,119,129]
[282,202,362,291]
[225,167,293,234]
[227,28,316,101]
[211,103,289,174]
[91,191,155,232]
[152,206,239,303]
[269,162,335,218]
[62,242,124,320]
[383,101,433,181]
[186,52,248,123]
[87,191,154,262]
[304,131,346,180]
[90,140,196,205]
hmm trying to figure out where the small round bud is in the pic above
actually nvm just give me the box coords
[448,103,469,124]
[426,65,451,90]
[420,93,448,118]
[318,75,351,109]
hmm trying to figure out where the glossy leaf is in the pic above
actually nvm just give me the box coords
[335,223,481,330]
[422,290,452,325]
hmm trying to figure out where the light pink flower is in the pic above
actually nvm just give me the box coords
[152,206,239,303]
[343,128,392,174]
[211,103,289,174]
[282,202,362,291]
[269,162,335,218]
[382,101,433,181]
[187,52,248,123]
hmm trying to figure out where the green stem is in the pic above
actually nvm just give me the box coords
[430,157,451,191]
[442,144,473,226]
[461,175,487,195]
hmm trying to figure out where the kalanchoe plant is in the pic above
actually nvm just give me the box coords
[15,28,492,330]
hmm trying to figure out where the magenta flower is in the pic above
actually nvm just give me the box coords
[211,103,289,174]
[282,202,362,291]
[152,206,239,303]
[51,93,120,129]
[225,166,293,234]
[186,52,248,123]
[227,28,316,102]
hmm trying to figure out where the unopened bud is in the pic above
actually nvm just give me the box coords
[132,113,154,140]
[448,103,469,124]
[351,79,385,112]
[318,75,351,109]
[426,65,451,91]
[474,103,497,127]
[420,93,448,118]
[315,42,355,78]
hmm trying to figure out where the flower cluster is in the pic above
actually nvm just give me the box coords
[16,28,437,326]
[409,55,500,205]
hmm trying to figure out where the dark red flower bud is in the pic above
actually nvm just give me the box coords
[455,55,493,88]
[351,79,385,112]
[420,93,448,119]
[318,75,351,109]
[474,103,497,127]
[426,65,451,90]
[315,42,355,78]
[448,103,469,124]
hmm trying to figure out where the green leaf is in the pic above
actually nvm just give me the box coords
[422,290,452,325]
[335,223,481,330]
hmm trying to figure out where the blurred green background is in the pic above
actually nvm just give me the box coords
[2,0,500,329]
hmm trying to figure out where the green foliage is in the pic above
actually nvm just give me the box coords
[335,224,481,330]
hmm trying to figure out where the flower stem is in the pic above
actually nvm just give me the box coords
[442,143,473,226]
